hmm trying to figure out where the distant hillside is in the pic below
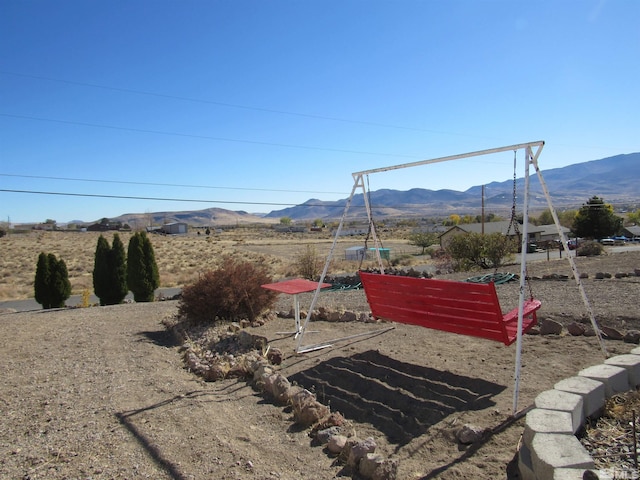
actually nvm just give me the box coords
[266,152,640,220]
[92,152,640,226]
[105,207,277,228]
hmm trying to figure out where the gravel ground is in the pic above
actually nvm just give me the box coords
[1,251,639,479]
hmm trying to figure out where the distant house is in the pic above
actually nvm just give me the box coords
[87,223,112,232]
[438,221,543,248]
[161,222,188,235]
[622,225,640,239]
[536,224,572,243]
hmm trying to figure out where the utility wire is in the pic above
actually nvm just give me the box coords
[0,113,421,159]
[0,188,309,207]
[0,173,348,196]
[0,70,468,136]
[0,188,476,212]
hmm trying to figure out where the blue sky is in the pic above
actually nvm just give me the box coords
[1,1,638,223]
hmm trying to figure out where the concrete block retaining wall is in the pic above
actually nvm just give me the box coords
[519,347,640,479]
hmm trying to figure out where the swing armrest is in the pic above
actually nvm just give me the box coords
[502,299,541,345]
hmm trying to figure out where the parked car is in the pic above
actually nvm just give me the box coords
[600,238,615,246]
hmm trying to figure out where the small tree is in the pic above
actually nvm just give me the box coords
[178,257,277,324]
[93,234,128,305]
[110,234,128,302]
[34,252,52,308]
[34,252,71,309]
[445,232,515,270]
[127,231,160,302]
[573,196,623,239]
[49,254,71,308]
[93,235,110,305]
[408,232,439,255]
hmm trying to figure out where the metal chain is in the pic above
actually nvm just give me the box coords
[506,150,535,299]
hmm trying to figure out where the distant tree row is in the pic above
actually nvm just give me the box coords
[440,195,629,271]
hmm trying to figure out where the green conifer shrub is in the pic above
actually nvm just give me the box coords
[34,252,71,309]
[93,234,128,305]
[127,231,160,302]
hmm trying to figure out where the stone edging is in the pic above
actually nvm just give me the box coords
[518,347,640,479]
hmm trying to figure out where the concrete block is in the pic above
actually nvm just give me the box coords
[535,389,584,433]
[553,468,597,479]
[524,409,574,447]
[554,376,606,419]
[604,354,640,387]
[530,433,594,480]
[630,346,640,356]
[578,364,629,398]
[518,441,536,480]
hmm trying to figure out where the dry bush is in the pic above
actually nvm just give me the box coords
[178,257,277,324]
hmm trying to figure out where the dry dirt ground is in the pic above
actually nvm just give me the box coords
[1,251,640,480]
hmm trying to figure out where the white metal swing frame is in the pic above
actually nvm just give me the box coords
[296,140,608,413]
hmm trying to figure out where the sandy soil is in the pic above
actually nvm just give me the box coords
[1,251,640,479]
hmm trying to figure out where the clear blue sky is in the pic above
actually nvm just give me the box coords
[1,1,638,223]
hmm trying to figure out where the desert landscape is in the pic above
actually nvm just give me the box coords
[1,229,640,479]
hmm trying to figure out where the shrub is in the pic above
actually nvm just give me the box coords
[93,234,128,305]
[127,231,160,302]
[294,244,322,280]
[390,253,413,267]
[178,257,277,324]
[577,240,604,257]
[34,252,71,309]
[445,232,515,271]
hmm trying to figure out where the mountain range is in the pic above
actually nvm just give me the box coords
[108,152,640,226]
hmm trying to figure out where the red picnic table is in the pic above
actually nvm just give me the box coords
[261,278,332,337]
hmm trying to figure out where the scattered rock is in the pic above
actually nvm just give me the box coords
[358,453,386,478]
[457,424,485,444]
[316,426,341,445]
[567,322,586,336]
[266,347,283,365]
[347,437,377,468]
[340,311,357,322]
[624,330,640,344]
[314,412,346,431]
[291,389,330,427]
[601,325,624,340]
[327,434,348,454]
[539,319,563,336]
[373,459,399,480]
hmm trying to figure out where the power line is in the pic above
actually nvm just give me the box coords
[0,113,421,159]
[0,70,469,136]
[0,188,307,207]
[0,173,348,196]
[0,188,463,212]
